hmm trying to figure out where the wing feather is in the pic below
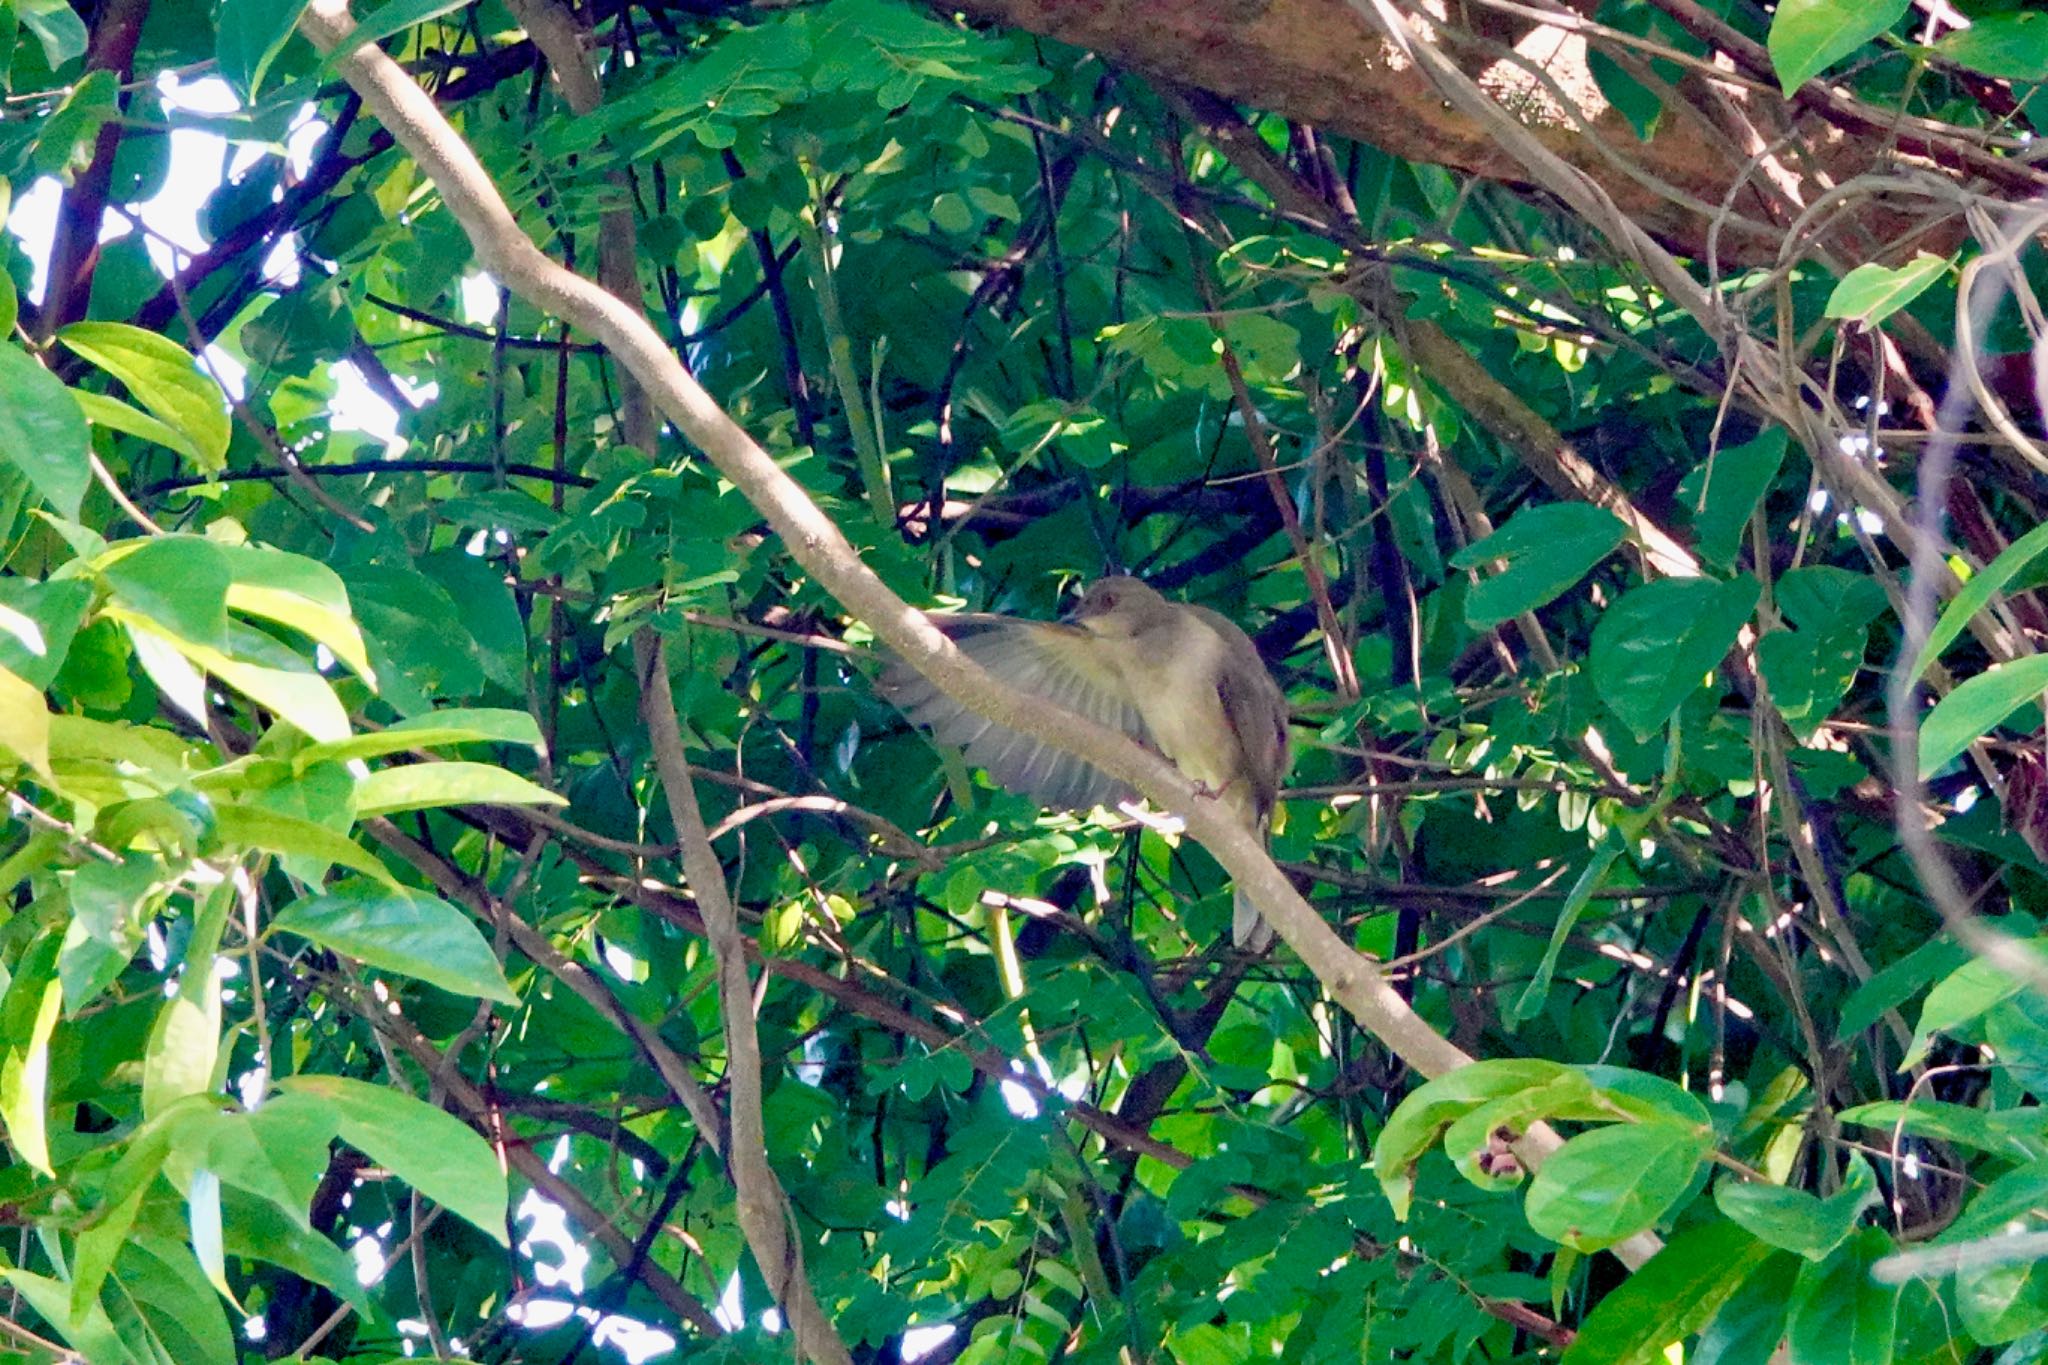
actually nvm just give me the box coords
[879,617,1145,811]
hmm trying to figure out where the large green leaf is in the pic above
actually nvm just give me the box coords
[111,609,352,743]
[1524,1121,1709,1251]
[352,760,565,817]
[1714,1156,1878,1260]
[1561,1219,1774,1365]
[216,0,311,99]
[213,803,395,884]
[1374,1060,1587,1217]
[0,342,91,517]
[268,879,518,1003]
[219,543,375,684]
[1,1268,139,1365]
[296,707,543,769]
[1450,503,1626,629]
[1935,12,2048,80]
[278,1074,511,1242]
[1919,655,2048,778]
[1590,576,1760,739]
[1767,0,1909,92]
[1675,428,1787,572]
[98,535,233,651]
[1824,254,1951,327]
[1786,1229,1899,1365]
[57,322,231,473]
[0,929,63,1173]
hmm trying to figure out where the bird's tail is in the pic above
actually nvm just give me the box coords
[1231,796,1276,952]
[1232,885,1275,953]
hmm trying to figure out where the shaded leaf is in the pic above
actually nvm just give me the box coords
[268,879,518,1003]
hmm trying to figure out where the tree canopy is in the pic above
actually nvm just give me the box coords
[2,0,2048,1362]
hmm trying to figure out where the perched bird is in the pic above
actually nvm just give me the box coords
[880,576,1291,950]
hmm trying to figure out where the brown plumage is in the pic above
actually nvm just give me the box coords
[879,577,1291,950]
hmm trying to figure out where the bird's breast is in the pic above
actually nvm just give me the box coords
[1124,623,1237,789]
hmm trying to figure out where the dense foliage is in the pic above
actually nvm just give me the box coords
[4,0,2048,1361]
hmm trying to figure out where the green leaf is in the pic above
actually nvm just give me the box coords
[14,0,88,67]
[296,707,543,769]
[1837,936,1971,1041]
[1591,576,1760,740]
[277,1074,510,1242]
[1921,655,2048,777]
[1935,12,2048,80]
[1959,1251,2048,1344]
[1,1269,136,1365]
[1950,1158,2048,1244]
[1786,1229,1899,1365]
[1757,572,1885,743]
[213,804,394,884]
[315,0,470,77]
[351,760,565,817]
[1824,253,1951,326]
[120,1230,237,1365]
[1901,947,2047,1068]
[1524,1121,1709,1251]
[1767,0,1910,93]
[1561,1219,1773,1365]
[1450,503,1627,629]
[217,0,311,99]
[220,1179,369,1310]
[930,192,973,233]
[166,1095,333,1225]
[0,575,89,690]
[34,67,116,178]
[1838,1099,2048,1160]
[0,662,53,780]
[142,883,230,1117]
[111,610,352,743]
[1693,1249,1800,1365]
[0,929,63,1173]
[1374,1059,1579,1217]
[72,388,194,459]
[1776,565,1889,634]
[0,342,91,517]
[98,535,234,651]
[344,559,484,712]
[57,322,231,474]
[268,879,518,1003]
[1675,428,1787,571]
[1714,1156,1879,1259]
[220,544,375,684]
[1911,518,2048,682]
[71,1108,181,1319]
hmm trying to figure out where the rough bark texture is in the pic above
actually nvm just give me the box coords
[945,0,1991,267]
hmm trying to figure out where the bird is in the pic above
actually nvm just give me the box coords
[879,576,1292,950]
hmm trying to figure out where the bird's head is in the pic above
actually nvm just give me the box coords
[1066,576,1171,638]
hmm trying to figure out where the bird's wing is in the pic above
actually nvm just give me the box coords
[1193,606,1291,826]
[878,617,1146,812]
